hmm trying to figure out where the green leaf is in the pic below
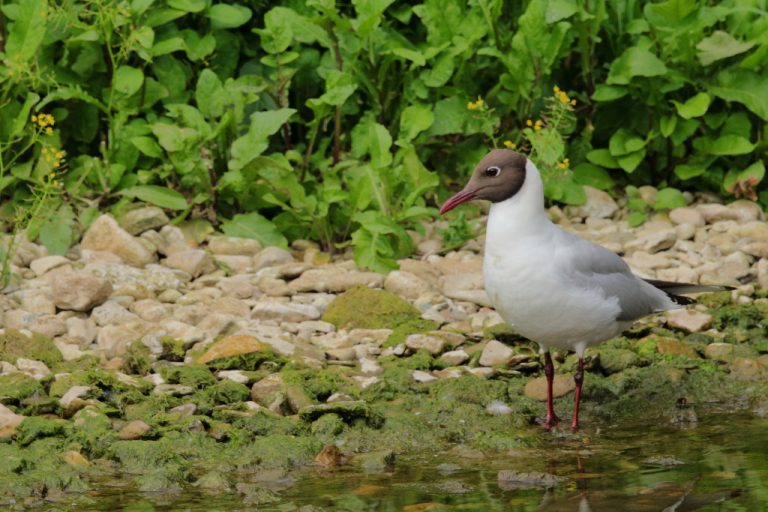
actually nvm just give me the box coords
[708,135,756,156]
[318,70,357,106]
[628,210,647,227]
[672,92,710,119]
[545,0,577,23]
[5,0,47,61]
[609,129,645,156]
[229,109,296,170]
[674,163,707,180]
[195,69,226,119]
[398,105,434,143]
[607,47,667,85]
[220,212,287,248]
[724,161,765,197]
[591,85,628,102]
[151,123,198,152]
[130,136,164,158]
[11,93,40,140]
[659,115,677,138]
[616,149,646,173]
[114,66,145,97]
[120,185,188,210]
[653,188,686,210]
[368,123,393,168]
[696,30,755,66]
[572,163,614,190]
[586,149,620,169]
[709,69,768,121]
[670,118,700,146]
[559,178,586,205]
[168,0,206,12]
[208,4,252,29]
[38,207,74,256]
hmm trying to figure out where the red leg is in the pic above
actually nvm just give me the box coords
[571,357,585,430]
[543,352,559,429]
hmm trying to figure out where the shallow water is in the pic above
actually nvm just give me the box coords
[38,412,768,511]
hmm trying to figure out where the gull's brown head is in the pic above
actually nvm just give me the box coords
[439,149,528,215]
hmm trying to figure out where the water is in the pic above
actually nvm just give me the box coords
[38,413,768,511]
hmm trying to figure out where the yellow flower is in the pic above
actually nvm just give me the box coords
[31,115,38,123]
[503,140,516,149]
[557,158,570,170]
[54,162,61,168]
[526,119,533,127]
[534,120,543,131]
[45,127,53,135]
[56,151,65,159]
[467,97,485,110]
[571,99,577,106]
[553,85,561,93]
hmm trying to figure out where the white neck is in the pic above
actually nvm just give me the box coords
[486,159,550,244]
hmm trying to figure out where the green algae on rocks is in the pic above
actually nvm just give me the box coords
[0,373,44,404]
[322,285,421,329]
[0,329,63,367]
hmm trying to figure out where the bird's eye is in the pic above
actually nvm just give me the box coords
[485,166,501,177]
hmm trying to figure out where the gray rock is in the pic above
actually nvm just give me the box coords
[118,420,152,439]
[251,301,320,322]
[405,333,446,355]
[85,261,185,292]
[697,204,738,223]
[29,255,70,277]
[440,349,470,366]
[384,270,432,299]
[253,247,293,270]
[153,384,195,396]
[440,273,491,307]
[208,236,262,256]
[0,403,25,431]
[81,215,156,267]
[479,339,515,366]
[97,321,152,357]
[497,470,566,490]
[66,317,97,346]
[91,301,139,326]
[16,358,51,380]
[412,370,437,383]
[579,186,619,219]
[59,386,91,407]
[51,270,113,312]
[162,249,211,278]
[213,255,254,274]
[289,267,384,293]
[121,206,170,235]
[669,207,705,227]
[666,309,712,333]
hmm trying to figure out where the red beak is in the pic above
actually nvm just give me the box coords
[440,189,476,215]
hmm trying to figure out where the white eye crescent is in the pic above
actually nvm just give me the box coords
[485,166,501,177]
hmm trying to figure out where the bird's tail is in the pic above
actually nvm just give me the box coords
[645,278,734,306]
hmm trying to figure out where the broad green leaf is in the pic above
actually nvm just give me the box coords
[390,47,426,66]
[708,135,756,156]
[369,123,393,168]
[152,37,186,56]
[696,30,755,66]
[721,112,752,138]
[670,118,700,146]
[120,185,188,210]
[133,26,155,50]
[609,129,645,156]
[546,0,577,23]
[398,105,434,143]
[352,227,399,273]
[653,188,686,210]
[607,47,667,85]
[724,161,765,198]
[659,115,677,138]
[38,207,75,256]
[617,149,645,173]
[114,66,145,97]
[220,212,287,248]
[131,136,164,158]
[180,30,216,61]
[591,85,628,102]
[5,0,47,61]
[672,92,710,119]
[318,70,357,106]
[130,0,154,16]
[559,178,586,205]
[628,210,647,227]
[229,109,296,170]
[586,149,620,169]
[151,123,198,152]
[572,163,614,190]
[208,4,252,29]
[168,0,206,12]
[195,69,226,119]
[709,69,768,121]
[644,0,698,29]
[674,163,707,180]
[11,93,40,140]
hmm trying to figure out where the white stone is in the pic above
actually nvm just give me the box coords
[360,357,383,376]
[81,215,155,267]
[60,386,91,407]
[441,349,470,366]
[16,358,51,380]
[412,370,437,383]
[30,255,71,277]
[669,207,705,227]
[479,340,515,367]
[405,334,446,355]
[51,270,113,312]
[384,270,432,299]
[251,301,320,322]
[666,309,712,333]
[163,249,211,278]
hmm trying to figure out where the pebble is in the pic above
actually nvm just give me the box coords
[665,309,712,333]
[412,370,437,383]
[479,340,515,367]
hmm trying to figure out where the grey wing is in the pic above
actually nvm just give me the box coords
[554,229,677,321]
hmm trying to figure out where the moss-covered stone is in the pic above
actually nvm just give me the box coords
[299,401,384,428]
[16,416,67,446]
[51,355,100,375]
[124,341,153,375]
[698,291,733,309]
[384,318,439,347]
[0,373,44,403]
[483,322,524,343]
[310,413,345,441]
[281,366,357,402]
[0,329,63,367]
[159,364,216,389]
[70,406,116,459]
[597,348,641,374]
[229,410,299,436]
[159,336,186,362]
[321,286,421,330]
[193,379,250,412]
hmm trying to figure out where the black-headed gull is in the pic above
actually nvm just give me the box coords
[440,149,728,429]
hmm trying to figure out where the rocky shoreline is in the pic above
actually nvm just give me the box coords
[1,187,768,507]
